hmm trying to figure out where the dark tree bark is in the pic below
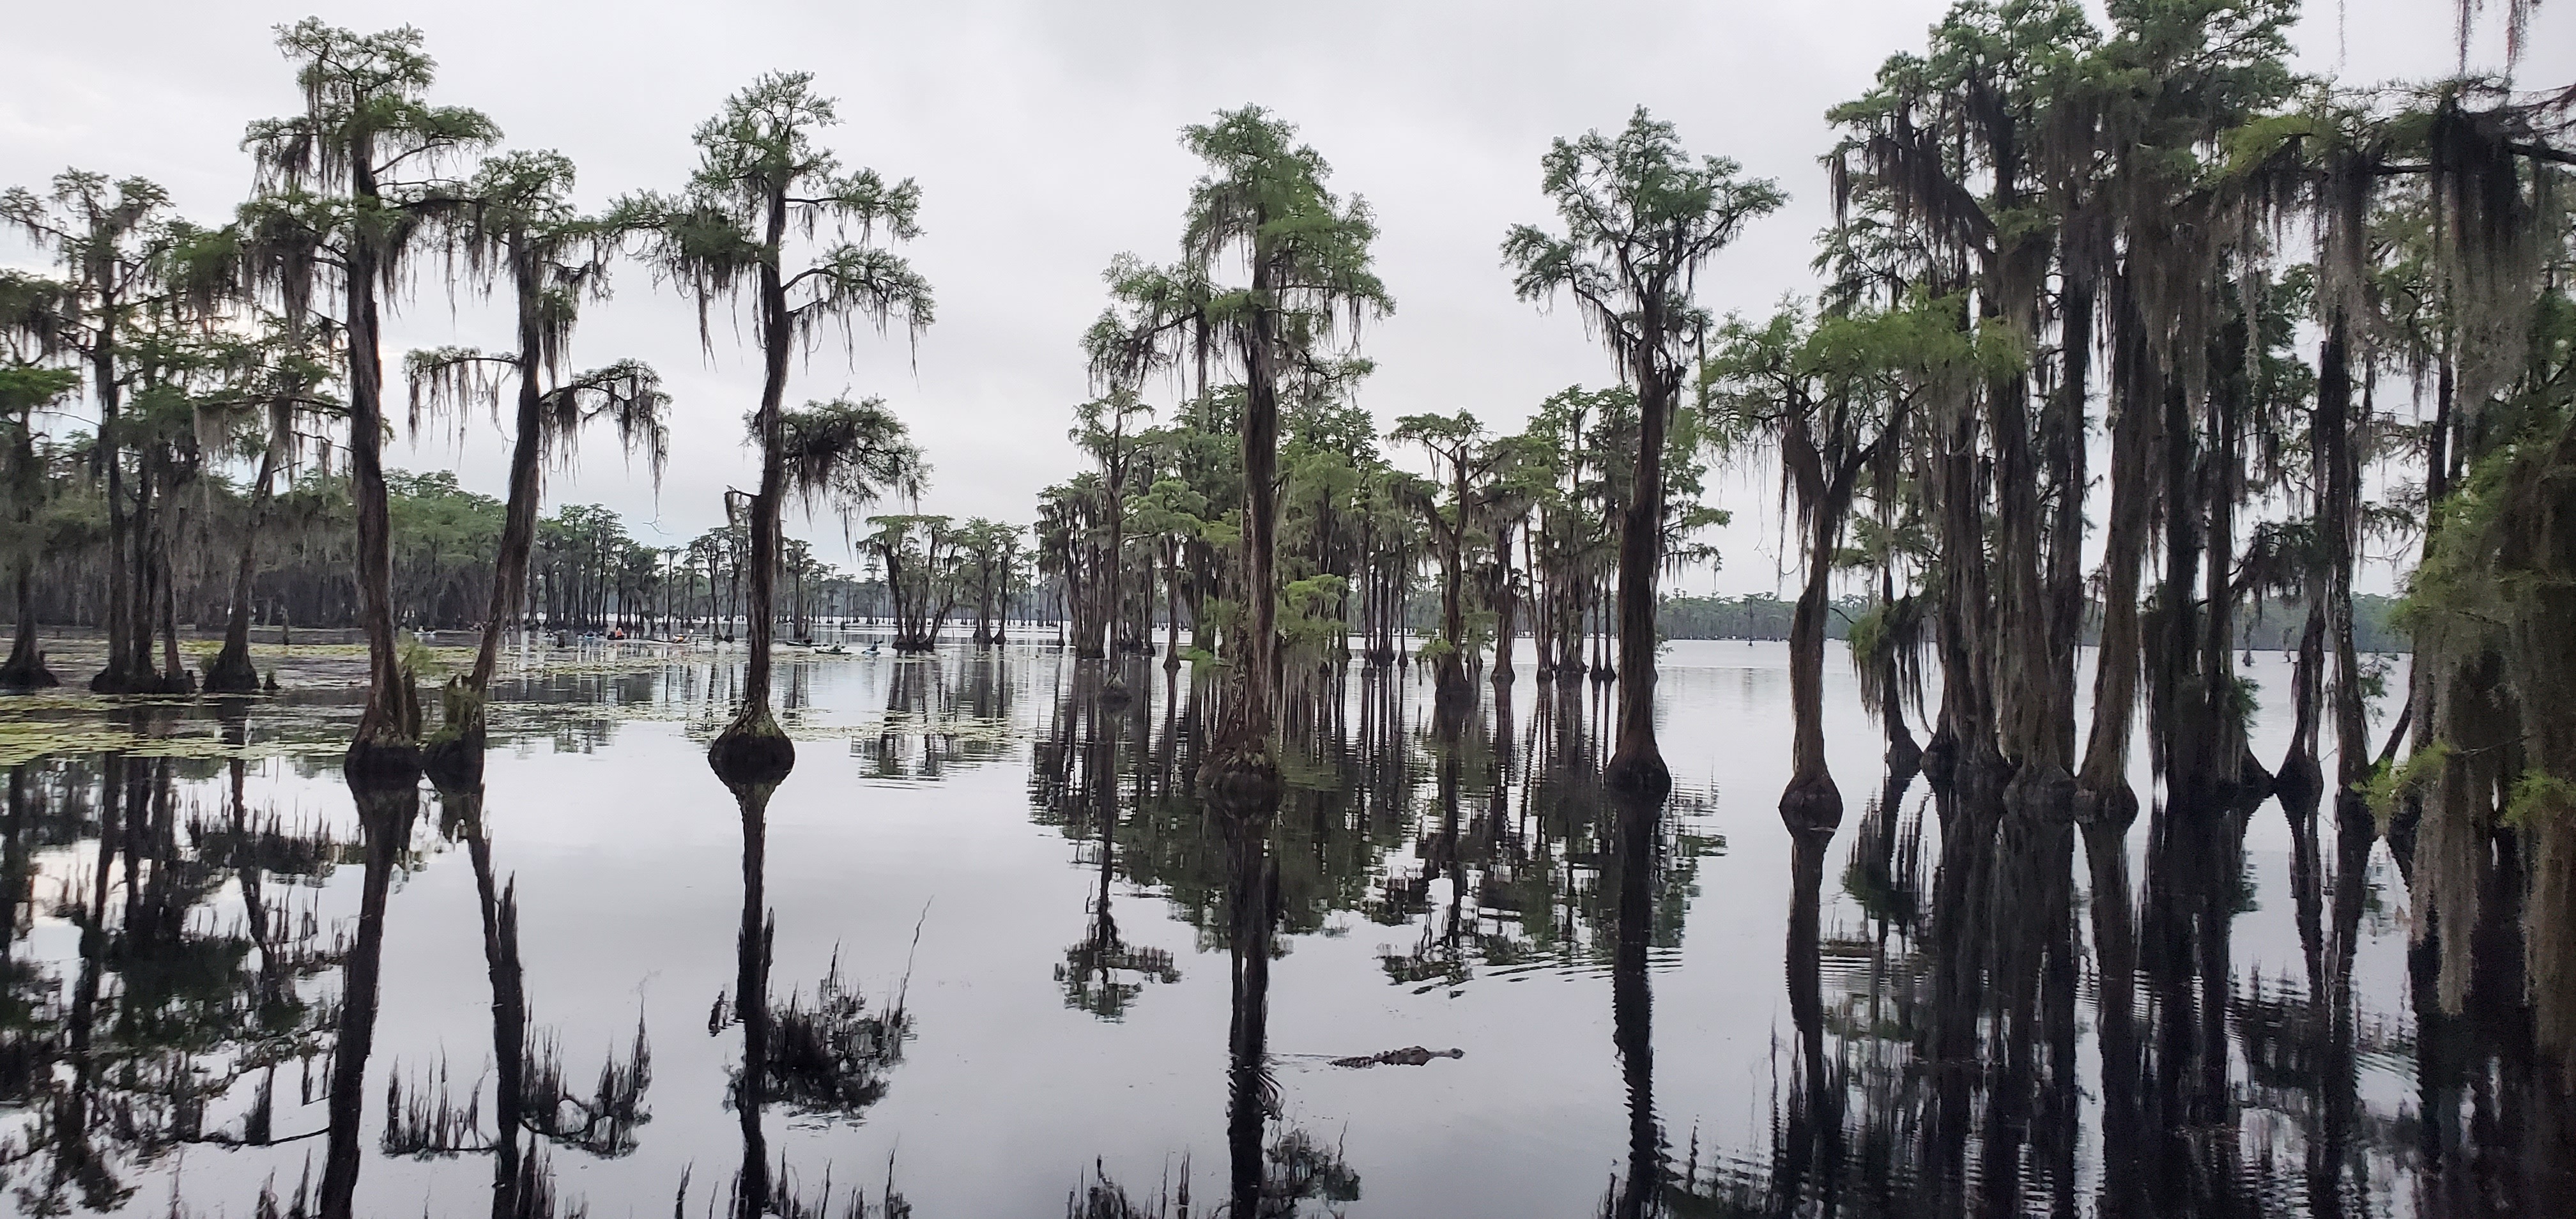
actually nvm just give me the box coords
[2078,280,2158,825]
[710,183,796,788]
[343,149,418,774]
[1606,326,1676,797]
[204,444,279,693]
[1204,264,1284,800]
[86,287,148,694]
[0,558,54,688]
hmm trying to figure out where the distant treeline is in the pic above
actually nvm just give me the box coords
[1653,592,2411,652]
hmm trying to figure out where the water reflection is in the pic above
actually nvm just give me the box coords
[319,774,415,1216]
[0,647,2566,1215]
[1050,664,1180,1020]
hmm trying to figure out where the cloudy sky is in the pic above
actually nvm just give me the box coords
[6,0,2568,590]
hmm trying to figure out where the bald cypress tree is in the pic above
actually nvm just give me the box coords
[622,71,930,786]
[1389,409,1503,716]
[1704,299,1985,833]
[1505,109,1783,795]
[1091,107,1392,801]
[0,273,76,689]
[408,150,671,781]
[196,303,335,696]
[1,173,183,694]
[244,20,496,773]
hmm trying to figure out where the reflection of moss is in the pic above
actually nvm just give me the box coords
[733,956,912,1121]
[1036,678,1723,992]
[114,935,255,1051]
[0,955,58,1104]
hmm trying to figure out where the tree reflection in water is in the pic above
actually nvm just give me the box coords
[0,717,353,1215]
[1034,657,2567,1218]
[1050,662,1180,1020]
[707,659,915,1219]
[0,711,671,1218]
[1052,658,1363,1218]
[0,648,2568,1215]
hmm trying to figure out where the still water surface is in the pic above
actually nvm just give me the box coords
[0,640,2557,1216]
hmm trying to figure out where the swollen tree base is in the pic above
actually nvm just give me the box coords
[88,663,192,696]
[2003,759,2078,831]
[201,642,263,694]
[1920,723,1960,792]
[2272,746,2326,818]
[1197,737,1282,811]
[422,678,489,793]
[0,640,56,689]
[1433,664,1475,716]
[343,736,424,791]
[344,668,425,788]
[709,708,796,790]
[1779,769,1844,838]
[1885,725,1922,785]
[2074,776,2140,834]
[1603,748,1673,801]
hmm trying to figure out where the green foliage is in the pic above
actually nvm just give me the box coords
[2365,740,2451,827]
[776,396,924,520]
[620,71,930,348]
[397,631,447,680]
[2504,771,2576,831]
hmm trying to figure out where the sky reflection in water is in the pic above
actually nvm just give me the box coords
[0,640,2556,1217]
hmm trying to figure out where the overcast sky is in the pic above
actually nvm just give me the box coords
[6,0,2568,591]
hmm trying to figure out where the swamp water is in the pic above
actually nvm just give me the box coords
[0,640,2564,1216]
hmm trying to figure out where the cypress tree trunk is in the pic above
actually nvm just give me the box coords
[2046,277,2095,766]
[476,284,550,695]
[2078,280,2157,824]
[1876,564,1918,774]
[89,294,146,693]
[7,415,62,687]
[345,150,414,769]
[0,559,53,688]
[155,529,185,689]
[1781,431,1845,834]
[2317,318,2369,795]
[1491,521,1520,688]
[710,185,795,786]
[1103,485,1128,691]
[2154,368,2210,803]
[1606,326,1674,797]
[1165,544,1183,671]
[1925,395,1989,790]
[1203,262,1283,798]
[1991,365,2060,772]
[1434,509,1469,710]
[204,444,279,693]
